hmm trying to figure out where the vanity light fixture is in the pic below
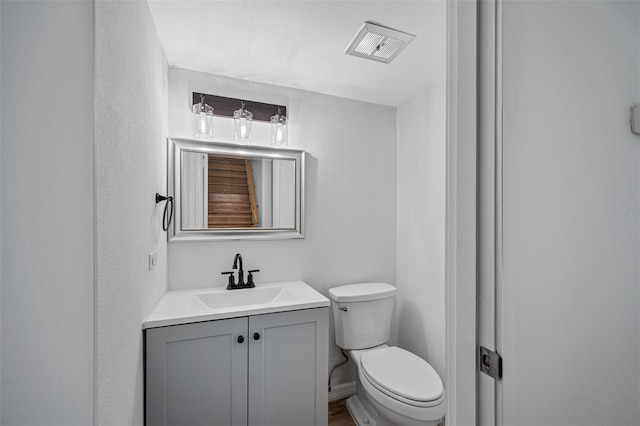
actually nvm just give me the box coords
[270,107,288,146]
[345,21,416,64]
[233,101,253,143]
[192,94,214,138]
[191,93,287,144]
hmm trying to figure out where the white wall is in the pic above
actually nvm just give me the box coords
[395,0,447,387]
[0,1,94,424]
[167,68,397,384]
[0,1,3,417]
[501,2,640,424]
[396,79,446,378]
[94,1,168,424]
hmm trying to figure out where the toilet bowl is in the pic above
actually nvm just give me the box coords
[328,283,445,426]
[349,346,445,426]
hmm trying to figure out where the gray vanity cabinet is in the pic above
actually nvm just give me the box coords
[145,307,328,426]
[145,317,248,426]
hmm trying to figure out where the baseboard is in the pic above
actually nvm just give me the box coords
[328,381,356,402]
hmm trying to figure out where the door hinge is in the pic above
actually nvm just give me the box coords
[479,346,503,380]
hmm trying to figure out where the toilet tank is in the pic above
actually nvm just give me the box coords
[328,283,396,350]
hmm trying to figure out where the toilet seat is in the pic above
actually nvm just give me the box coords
[361,346,444,408]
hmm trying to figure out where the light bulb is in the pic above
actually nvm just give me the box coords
[199,114,208,134]
[192,96,213,138]
[233,102,253,142]
[270,109,288,146]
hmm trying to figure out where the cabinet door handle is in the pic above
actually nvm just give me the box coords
[253,332,261,341]
[237,335,245,344]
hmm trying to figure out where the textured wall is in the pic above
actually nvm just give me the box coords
[0,1,94,423]
[396,80,446,379]
[167,68,397,385]
[95,1,168,424]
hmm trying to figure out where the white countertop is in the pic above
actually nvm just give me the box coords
[143,280,330,329]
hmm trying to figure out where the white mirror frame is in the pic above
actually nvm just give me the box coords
[167,137,305,241]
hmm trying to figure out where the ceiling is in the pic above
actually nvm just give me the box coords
[147,1,446,107]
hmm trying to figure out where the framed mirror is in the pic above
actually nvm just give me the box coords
[168,138,305,241]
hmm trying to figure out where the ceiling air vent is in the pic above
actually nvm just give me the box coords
[345,21,416,64]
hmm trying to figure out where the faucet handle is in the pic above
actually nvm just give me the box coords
[247,269,260,287]
[221,271,235,289]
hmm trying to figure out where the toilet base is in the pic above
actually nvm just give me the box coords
[345,394,378,426]
[346,394,415,426]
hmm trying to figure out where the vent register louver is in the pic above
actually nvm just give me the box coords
[345,21,416,64]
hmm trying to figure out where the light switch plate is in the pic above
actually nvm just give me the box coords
[149,251,157,271]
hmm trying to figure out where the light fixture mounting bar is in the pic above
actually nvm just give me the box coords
[192,93,286,123]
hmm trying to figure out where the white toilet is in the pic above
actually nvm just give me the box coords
[329,283,445,426]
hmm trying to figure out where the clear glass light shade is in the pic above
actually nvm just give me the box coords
[270,112,288,146]
[192,101,214,138]
[233,103,253,143]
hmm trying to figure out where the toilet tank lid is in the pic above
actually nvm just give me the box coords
[328,283,396,302]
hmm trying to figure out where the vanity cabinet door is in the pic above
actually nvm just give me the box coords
[145,318,248,426]
[247,308,328,426]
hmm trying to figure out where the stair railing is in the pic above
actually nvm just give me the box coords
[245,159,260,226]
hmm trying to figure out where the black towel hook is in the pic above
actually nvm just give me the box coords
[156,193,174,232]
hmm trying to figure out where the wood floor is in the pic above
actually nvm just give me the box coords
[328,398,356,426]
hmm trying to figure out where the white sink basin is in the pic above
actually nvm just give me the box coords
[144,280,330,329]
[196,286,294,309]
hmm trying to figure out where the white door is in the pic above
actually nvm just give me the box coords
[479,1,640,425]
[181,152,208,228]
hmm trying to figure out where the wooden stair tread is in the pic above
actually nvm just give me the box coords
[209,171,248,179]
[208,217,252,220]
[209,193,250,202]
[209,208,253,214]
[209,205,252,208]
[208,178,248,186]
[209,185,249,194]
[208,165,247,173]
[209,157,245,163]
[208,217,253,225]
[209,224,255,228]
[209,178,249,188]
